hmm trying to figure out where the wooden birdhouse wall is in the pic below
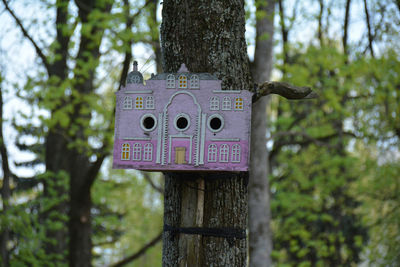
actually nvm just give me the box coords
[113,63,252,171]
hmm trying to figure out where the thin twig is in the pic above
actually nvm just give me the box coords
[109,231,162,267]
[253,81,317,102]
[2,0,50,73]
[143,172,164,194]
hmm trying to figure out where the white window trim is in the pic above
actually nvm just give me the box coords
[178,74,187,89]
[234,97,244,110]
[121,143,130,160]
[222,97,231,110]
[190,75,200,89]
[145,96,155,109]
[219,144,229,162]
[123,96,133,109]
[207,144,217,162]
[210,97,220,111]
[143,143,153,161]
[231,144,241,163]
[132,143,142,161]
[167,74,175,88]
[135,96,144,110]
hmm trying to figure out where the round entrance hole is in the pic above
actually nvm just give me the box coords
[176,117,188,129]
[210,117,222,130]
[174,114,190,131]
[207,114,224,133]
[143,116,155,130]
[140,114,157,131]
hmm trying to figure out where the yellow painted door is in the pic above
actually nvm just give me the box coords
[175,147,187,164]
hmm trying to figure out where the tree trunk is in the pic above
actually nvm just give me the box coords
[0,81,11,267]
[249,1,275,266]
[160,0,252,265]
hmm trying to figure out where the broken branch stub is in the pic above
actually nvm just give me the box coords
[252,81,318,102]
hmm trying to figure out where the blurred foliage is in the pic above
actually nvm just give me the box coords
[92,166,163,266]
[270,45,368,266]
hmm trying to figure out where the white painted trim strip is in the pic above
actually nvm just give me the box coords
[199,113,206,165]
[168,136,172,164]
[123,137,151,141]
[189,136,193,164]
[211,138,240,142]
[161,111,167,165]
[156,113,163,164]
[213,90,241,93]
[125,90,153,94]
[169,134,192,138]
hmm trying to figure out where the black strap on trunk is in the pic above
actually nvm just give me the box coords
[163,224,246,246]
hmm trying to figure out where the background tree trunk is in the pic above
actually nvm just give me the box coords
[249,1,275,266]
[0,80,11,267]
[160,0,252,265]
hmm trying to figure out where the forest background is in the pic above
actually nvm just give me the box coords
[0,0,399,266]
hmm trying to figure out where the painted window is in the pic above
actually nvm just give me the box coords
[234,97,243,110]
[219,144,229,162]
[121,143,130,160]
[143,143,153,161]
[123,96,133,109]
[145,96,154,109]
[178,75,187,88]
[133,143,141,161]
[207,144,217,162]
[132,75,141,83]
[210,97,219,111]
[231,144,241,163]
[167,74,175,88]
[135,96,143,109]
[190,75,199,88]
[222,97,231,110]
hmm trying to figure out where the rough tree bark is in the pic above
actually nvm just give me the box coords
[249,1,275,266]
[160,0,252,266]
[0,79,11,267]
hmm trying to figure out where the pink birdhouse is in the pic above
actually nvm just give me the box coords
[113,62,253,171]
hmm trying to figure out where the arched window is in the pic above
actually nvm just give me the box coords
[135,96,143,109]
[132,75,141,83]
[207,144,217,162]
[219,144,229,162]
[210,97,219,111]
[121,143,130,160]
[222,97,231,110]
[231,144,241,163]
[190,75,199,88]
[178,75,187,88]
[143,143,153,161]
[133,143,141,161]
[234,97,243,110]
[123,96,133,109]
[167,74,175,88]
[145,96,154,109]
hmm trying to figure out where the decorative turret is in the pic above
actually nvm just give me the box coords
[126,61,143,84]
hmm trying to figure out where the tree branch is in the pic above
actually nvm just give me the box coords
[253,81,317,102]
[363,0,375,57]
[143,172,164,194]
[109,231,162,267]
[343,0,352,56]
[2,0,51,73]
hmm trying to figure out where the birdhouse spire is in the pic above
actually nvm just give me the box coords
[178,63,189,73]
[133,61,138,71]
